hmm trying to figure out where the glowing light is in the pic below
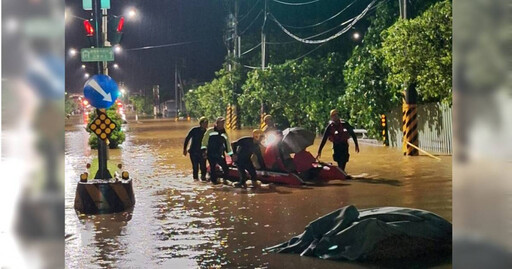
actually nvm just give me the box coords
[263,133,278,147]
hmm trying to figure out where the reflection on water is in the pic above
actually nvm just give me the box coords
[65,116,452,268]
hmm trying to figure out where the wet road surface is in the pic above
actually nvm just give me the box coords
[65,117,452,268]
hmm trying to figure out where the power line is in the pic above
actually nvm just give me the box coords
[126,41,197,51]
[269,0,377,44]
[239,0,262,23]
[271,0,321,6]
[241,42,262,56]
[279,0,359,29]
[290,43,327,62]
[240,10,263,35]
[266,0,385,45]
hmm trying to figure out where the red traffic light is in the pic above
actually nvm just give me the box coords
[83,20,95,36]
[117,17,125,32]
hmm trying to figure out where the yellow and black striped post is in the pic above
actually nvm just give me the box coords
[226,104,233,130]
[230,105,238,130]
[402,103,418,155]
[381,114,389,146]
[74,178,135,214]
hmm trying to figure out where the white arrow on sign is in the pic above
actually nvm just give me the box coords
[88,79,112,102]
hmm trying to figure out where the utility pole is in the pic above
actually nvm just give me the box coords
[174,62,178,117]
[261,0,267,70]
[399,0,419,156]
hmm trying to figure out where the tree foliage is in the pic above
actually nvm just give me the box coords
[239,53,346,132]
[184,67,236,121]
[129,95,153,115]
[343,1,401,138]
[380,0,452,104]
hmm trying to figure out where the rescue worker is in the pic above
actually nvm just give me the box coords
[201,117,233,184]
[262,115,277,134]
[316,109,360,175]
[183,117,208,181]
[231,129,266,188]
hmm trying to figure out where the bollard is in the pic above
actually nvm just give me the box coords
[225,105,232,130]
[74,178,135,214]
[231,105,238,130]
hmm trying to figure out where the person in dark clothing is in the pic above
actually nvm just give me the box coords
[232,129,266,188]
[316,109,360,174]
[183,117,209,181]
[201,117,233,184]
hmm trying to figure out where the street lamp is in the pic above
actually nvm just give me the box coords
[352,32,361,40]
[114,45,122,53]
[81,64,86,69]
[84,73,90,79]
[69,48,78,57]
[127,8,137,19]
[113,63,119,69]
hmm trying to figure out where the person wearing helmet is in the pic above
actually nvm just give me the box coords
[183,116,209,181]
[262,115,277,134]
[202,117,233,184]
[231,129,266,188]
[316,109,360,174]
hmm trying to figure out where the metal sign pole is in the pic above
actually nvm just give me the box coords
[92,0,111,179]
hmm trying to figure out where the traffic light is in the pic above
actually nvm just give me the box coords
[83,20,95,36]
[107,15,124,45]
[83,20,96,46]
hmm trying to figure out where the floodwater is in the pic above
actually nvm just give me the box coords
[65,116,452,268]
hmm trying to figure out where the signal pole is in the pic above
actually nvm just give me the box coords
[92,0,112,178]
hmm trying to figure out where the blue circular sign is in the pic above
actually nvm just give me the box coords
[83,74,120,109]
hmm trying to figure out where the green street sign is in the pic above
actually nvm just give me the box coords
[83,0,111,10]
[81,47,114,62]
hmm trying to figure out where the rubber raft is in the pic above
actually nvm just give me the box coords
[209,156,347,185]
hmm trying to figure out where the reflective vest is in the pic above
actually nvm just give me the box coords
[328,120,351,144]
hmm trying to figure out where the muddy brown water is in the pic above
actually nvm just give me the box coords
[65,116,452,268]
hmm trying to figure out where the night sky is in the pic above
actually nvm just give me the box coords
[65,0,228,99]
[65,0,376,100]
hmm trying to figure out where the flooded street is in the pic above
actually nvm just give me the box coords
[65,116,452,268]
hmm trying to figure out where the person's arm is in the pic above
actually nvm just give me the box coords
[201,128,211,151]
[316,125,330,158]
[346,123,360,153]
[183,128,193,155]
[222,132,233,156]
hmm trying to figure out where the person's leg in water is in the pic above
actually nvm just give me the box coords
[199,155,207,181]
[246,161,259,187]
[217,156,231,184]
[235,162,249,188]
[190,152,200,180]
[333,142,350,175]
[207,156,220,184]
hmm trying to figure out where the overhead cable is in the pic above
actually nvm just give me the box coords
[239,0,262,23]
[240,10,263,35]
[241,42,262,56]
[280,0,359,29]
[271,0,321,6]
[270,0,376,44]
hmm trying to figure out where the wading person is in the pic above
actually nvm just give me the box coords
[262,115,277,134]
[201,117,233,184]
[231,129,266,188]
[316,109,360,176]
[183,117,208,181]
